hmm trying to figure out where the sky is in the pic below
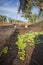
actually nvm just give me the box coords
[0,0,40,22]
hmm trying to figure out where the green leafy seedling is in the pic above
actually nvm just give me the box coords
[2,47,8,54]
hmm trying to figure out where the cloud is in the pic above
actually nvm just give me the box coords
[0,0,27,22]
[0,6,18,13]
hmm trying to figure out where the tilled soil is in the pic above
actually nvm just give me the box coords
[0,28,19,65]
[0,22,43,65]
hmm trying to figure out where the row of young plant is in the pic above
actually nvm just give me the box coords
[16,32,43,61]
[1,32,43,60]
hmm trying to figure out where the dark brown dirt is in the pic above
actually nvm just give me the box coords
[0,28,19,65]
[0,22,43,65]
[29,44,43,65]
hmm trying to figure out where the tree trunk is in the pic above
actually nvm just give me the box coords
[41,10,43,21]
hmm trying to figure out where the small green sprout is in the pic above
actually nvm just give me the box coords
[2,47,8,54]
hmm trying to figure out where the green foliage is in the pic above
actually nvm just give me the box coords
[23,32,42,45]
[16,32,43,60]
[27,13,39,23]
[2,47,8,54]
[8,18,15,23]
[16,35,26,61]
[17,20,23,22]
[0,15,7,22]
[29,14,39,23]
[22,32,39,46]
[23,0,39,23]
[24,0,32,18]
[16,35,26,50]
[20,0,43,22]
[34,35,40,44]
[19,50,25,61]
[35,0,42,5]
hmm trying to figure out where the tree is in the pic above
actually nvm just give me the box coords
[35,0,43,21]
[4,16,7,22]
[24,0,32,18]
[17,20,23,22]
[19,0,43,21]
[0,15,7,22]
[0,15,3,22]
[8,18,15,23]
[29,13,39,23]
[32,13,39,22]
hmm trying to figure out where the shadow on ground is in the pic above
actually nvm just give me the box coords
[0,29,19,65]
[29,35,43,65]
[29,43,43,65]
